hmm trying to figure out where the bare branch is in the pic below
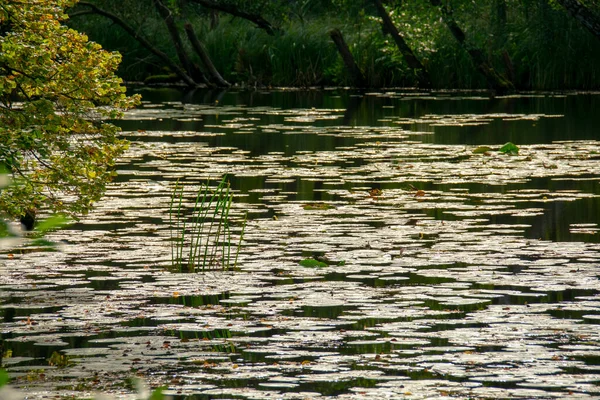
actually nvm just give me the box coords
[187,0,279,35]
[555,0,600,41]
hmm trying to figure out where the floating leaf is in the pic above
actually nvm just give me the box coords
[299,258,328,268]
[48,351,73,368]
[472,146,492,154]
[303,203,335,211]
[369,188,383,197]
[314,255,345,266]
[499,142,519,155]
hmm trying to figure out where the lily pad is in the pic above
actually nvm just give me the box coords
[499,142,520,155]
[303,203,336,211]
[3,91,600,399]
[472,146,493,154]
[299,258,328,268]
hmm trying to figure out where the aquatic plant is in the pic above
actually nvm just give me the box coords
[169,177,246,273]
[499,142,520,155]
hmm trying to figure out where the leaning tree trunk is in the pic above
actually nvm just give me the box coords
[491,0,515,83]
[372,0,431,88]
[555,0,600,40]
[153,0,208,84]
[72,2,198,87]
[430,0,514,94]
[184,23,231,87]
[329,28,368,87]
[491,0,508,47]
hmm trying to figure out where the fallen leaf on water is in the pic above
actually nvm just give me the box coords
[369,188,383,198]
[472,146,492,154]
[303,202,335,211]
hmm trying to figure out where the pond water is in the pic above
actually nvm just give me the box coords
[2,89,600,399]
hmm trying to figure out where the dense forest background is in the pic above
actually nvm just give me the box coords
[67,0,600,90]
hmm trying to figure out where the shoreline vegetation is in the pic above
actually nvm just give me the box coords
[67,0,600,93]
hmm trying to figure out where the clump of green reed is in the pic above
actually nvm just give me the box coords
[169,177,246,273]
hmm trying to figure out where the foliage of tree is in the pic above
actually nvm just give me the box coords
[185,0,284,35]
[69,0,287,87]
[372,0,431,87]
[0,0,140,220]
[65,0,600,89]
[429,0,514,92]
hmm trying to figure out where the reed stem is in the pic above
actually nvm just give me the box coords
[169,176,245,272]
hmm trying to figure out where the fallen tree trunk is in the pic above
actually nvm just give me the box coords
[329,28,367,87]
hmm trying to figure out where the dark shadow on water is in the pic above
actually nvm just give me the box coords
[150,292,230,307]
[125,88,600,145]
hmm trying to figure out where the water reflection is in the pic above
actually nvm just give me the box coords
[128,88,600,146]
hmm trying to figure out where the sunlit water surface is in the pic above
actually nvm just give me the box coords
[1,89,600,399]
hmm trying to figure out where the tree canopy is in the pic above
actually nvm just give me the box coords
[0,0,139,220]
[64,0,600,90]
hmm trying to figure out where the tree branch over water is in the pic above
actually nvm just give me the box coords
[186,0,279,36]
[70,1,200,87]
[555,0,600,41]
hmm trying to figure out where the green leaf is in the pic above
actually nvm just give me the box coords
[35,214,70,234]
[499,142,519,155]
[299,258,328,268]
[30,238,57,248]
[0,1,139,220]
[0,369,9,387]
[149,387,166,400]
